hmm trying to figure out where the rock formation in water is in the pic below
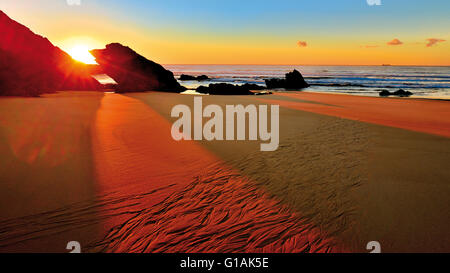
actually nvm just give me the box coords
[241,83,266,91]
[196,83,263,95]
[379,89,413,97]
[90,43,186,93]
[265,69,310,90]
[0,10,102,96]
[179,74,210,81]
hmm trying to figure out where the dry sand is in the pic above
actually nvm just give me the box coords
[0,91,449,252]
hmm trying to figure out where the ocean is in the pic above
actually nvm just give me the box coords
[164,65,450,99]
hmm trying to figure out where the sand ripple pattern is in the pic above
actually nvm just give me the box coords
[237,118,369,238]
[0,163,342,252]
[0,184,176,250]
[87,164,342,253]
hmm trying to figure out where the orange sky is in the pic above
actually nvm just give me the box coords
[0,1,449,66]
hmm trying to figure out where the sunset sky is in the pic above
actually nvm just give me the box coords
[1,0,449,65]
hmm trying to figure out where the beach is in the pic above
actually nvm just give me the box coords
[0,91,449,253]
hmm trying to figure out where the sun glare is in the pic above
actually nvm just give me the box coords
[67,45,97,64]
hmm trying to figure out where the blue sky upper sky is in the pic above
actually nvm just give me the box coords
[1,0,449,65]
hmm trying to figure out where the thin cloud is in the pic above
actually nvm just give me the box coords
[426,38,446,47]
[297,41,307,48]
[387,38,403,46]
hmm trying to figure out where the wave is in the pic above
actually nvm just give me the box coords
[166,65,450,97]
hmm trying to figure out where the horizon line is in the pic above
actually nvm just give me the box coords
[162,64,450,67]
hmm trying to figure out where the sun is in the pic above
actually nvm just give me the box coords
[67,45,97,64]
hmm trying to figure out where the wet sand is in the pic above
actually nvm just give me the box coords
[0,91,449,252]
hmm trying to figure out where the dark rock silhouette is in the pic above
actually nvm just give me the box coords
[103,83,118,90]
[379,89,413,97]
[392,89,413,97]
[179,74,209,81]
[196,83,254,95]
[0,10,102,96]
[90,43,185,93]
[196,83,266,95]
[265,69,310,90]
[265,78,284,89]
[85,64,104,75]
[241,83,266,91]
